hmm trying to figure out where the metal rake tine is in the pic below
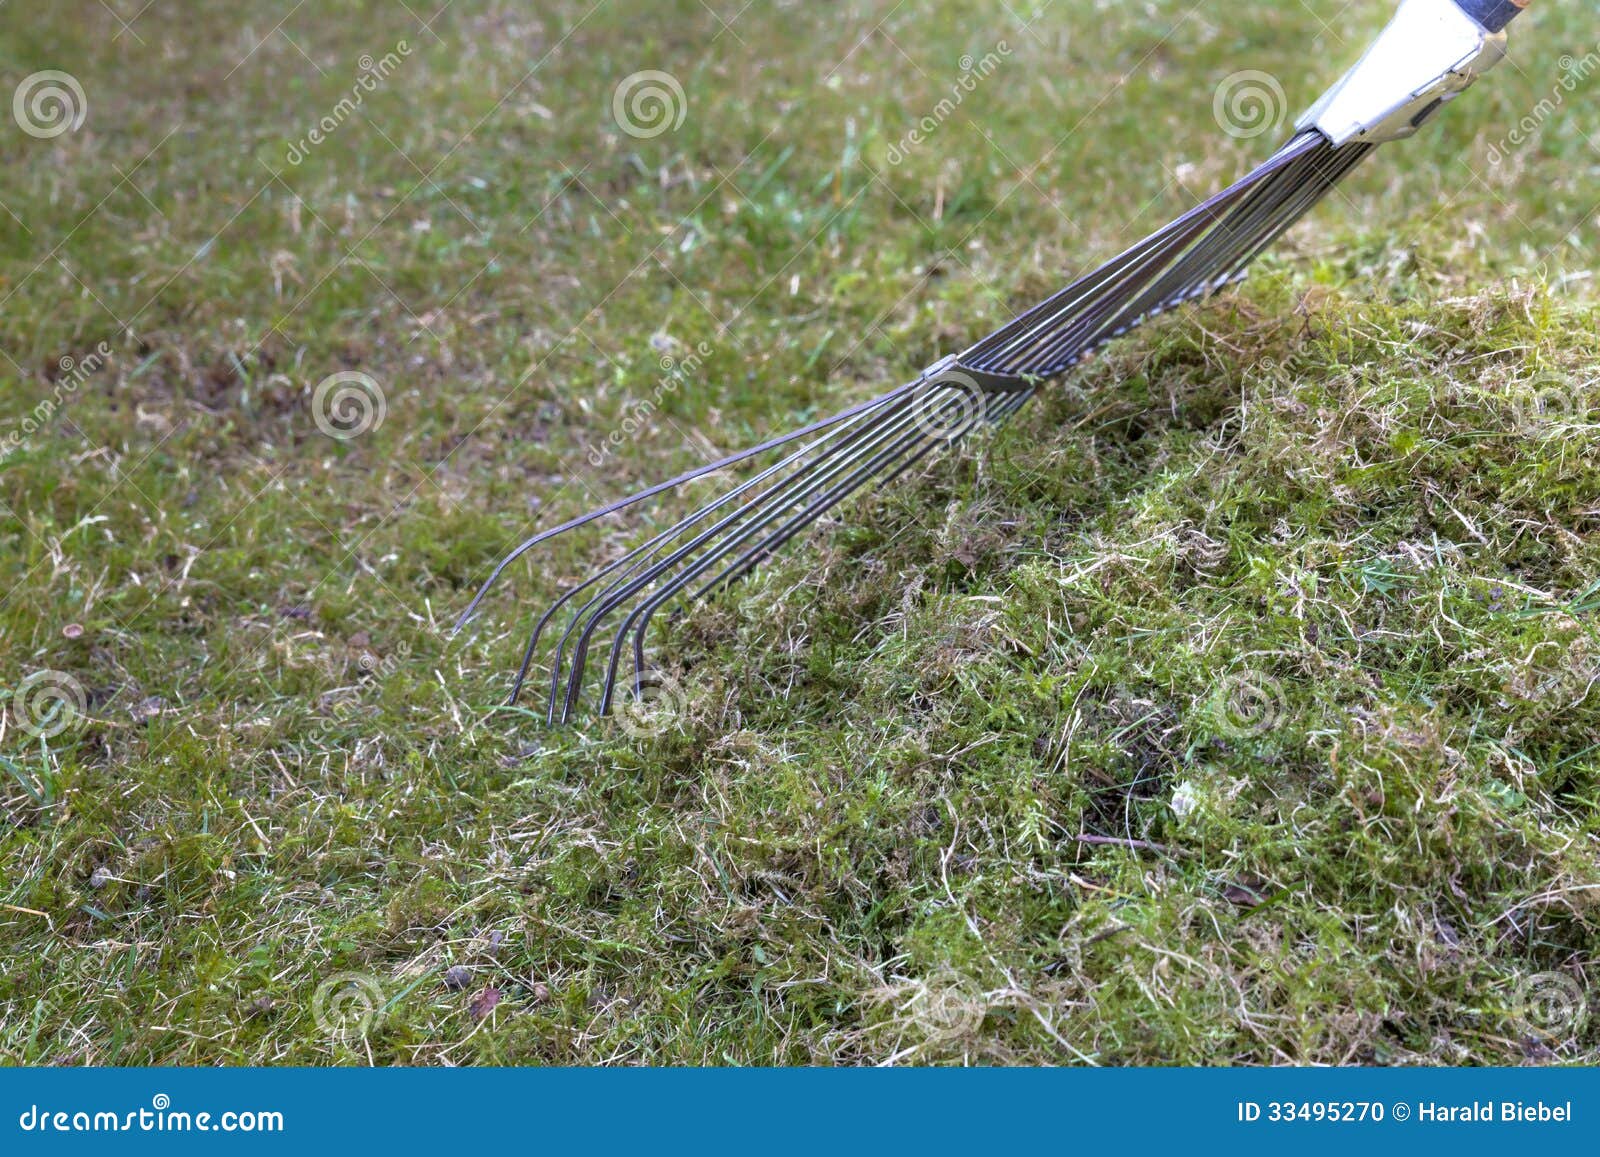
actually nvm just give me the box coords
[961,135,1319,368]
[964,176,1261,373]
[1213,145,1374,285]
[1116,150,1333,318]
[569,386,952,717]
[1061,149,1339,362]
[962,132,1322,372]
[1019,137,1349,374]
[505,447,802,714]
[999,164,1291,376]
[1011,140,1334,375]
[526,385,920,716]
[681,383,1028,612]
[553,390,927,719]
[599,383,1006,711]
[660,385,1032,622]
[599,402,941,712]
[1146,143,1372,312]
[1109,147,1369,354]
[467,0,1534,725]
[454,380,924,639]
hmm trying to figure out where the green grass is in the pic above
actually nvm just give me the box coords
[1,0,1597,1065]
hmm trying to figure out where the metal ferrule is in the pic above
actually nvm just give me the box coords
[1295,0,1509,145]
[920,353,1033,394]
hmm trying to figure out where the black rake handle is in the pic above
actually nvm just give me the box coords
[1457,0,1530,33]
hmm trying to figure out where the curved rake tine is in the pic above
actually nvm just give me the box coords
[691,384,1033,605]
[526,385,918,716]
[589,387,981,714]
[650,384,1032,632]
[568,387,957,717]
[453,381,923,637]
[547,389,923,719]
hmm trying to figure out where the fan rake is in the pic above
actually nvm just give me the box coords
[457,0,1531,724]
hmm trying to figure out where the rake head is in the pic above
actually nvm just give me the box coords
[457,0,1528,724]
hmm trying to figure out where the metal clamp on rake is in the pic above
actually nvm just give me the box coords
[457,0,1533,725]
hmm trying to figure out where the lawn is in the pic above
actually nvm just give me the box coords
[1,0,1597,1065]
